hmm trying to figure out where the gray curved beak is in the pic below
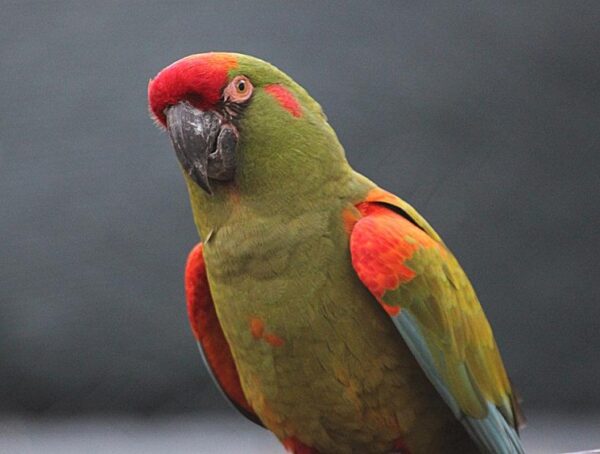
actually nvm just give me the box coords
[165,102,237,194]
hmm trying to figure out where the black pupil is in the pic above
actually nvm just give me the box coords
[238,80,245,91]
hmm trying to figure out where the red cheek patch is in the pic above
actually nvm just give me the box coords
[265,84,302,117]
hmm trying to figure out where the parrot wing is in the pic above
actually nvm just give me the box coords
[349,188,524,453]
[185,243,263,427]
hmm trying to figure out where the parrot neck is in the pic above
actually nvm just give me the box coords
[184,148,369,242]
[183,109,374,240]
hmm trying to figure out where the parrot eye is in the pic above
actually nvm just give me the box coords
[236,79,247,92]
[224,76,253,103]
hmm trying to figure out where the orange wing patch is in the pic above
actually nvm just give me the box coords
[350,202,440,316]
[248,316,285,348]
[249,317,265,339]
[264,333,285,347]
[363,187,404,206]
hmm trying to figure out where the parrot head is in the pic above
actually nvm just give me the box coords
[148,53,349,199]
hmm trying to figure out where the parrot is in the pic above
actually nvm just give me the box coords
[147,52,525,454]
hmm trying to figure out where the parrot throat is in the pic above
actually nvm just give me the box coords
[184,131,356,241]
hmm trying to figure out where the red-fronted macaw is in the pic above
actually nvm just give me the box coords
[148,52,524,454]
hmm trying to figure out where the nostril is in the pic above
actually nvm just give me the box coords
[185,93,204,110]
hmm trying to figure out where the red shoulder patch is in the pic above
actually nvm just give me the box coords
[265,84,303,117]
[185,243,254,415]
[350,202,440,316]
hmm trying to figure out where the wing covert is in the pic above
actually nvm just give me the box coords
[349,189,524,453]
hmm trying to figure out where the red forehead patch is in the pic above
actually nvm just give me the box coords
[148,53,238,126]
[264,84,302,117]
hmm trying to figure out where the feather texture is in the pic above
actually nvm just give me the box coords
[350,189,524,453]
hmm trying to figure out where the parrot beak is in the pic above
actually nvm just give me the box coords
[165,102,238,195]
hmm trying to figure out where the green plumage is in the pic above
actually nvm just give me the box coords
[189,174,477,453]
[155,53,521,453]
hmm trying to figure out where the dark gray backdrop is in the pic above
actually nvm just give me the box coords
[1,1,598,415]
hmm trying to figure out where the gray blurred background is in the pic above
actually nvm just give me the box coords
[1,1,599,452]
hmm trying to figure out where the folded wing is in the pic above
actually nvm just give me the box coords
[185,243,263,426]
[349,189,524,453]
